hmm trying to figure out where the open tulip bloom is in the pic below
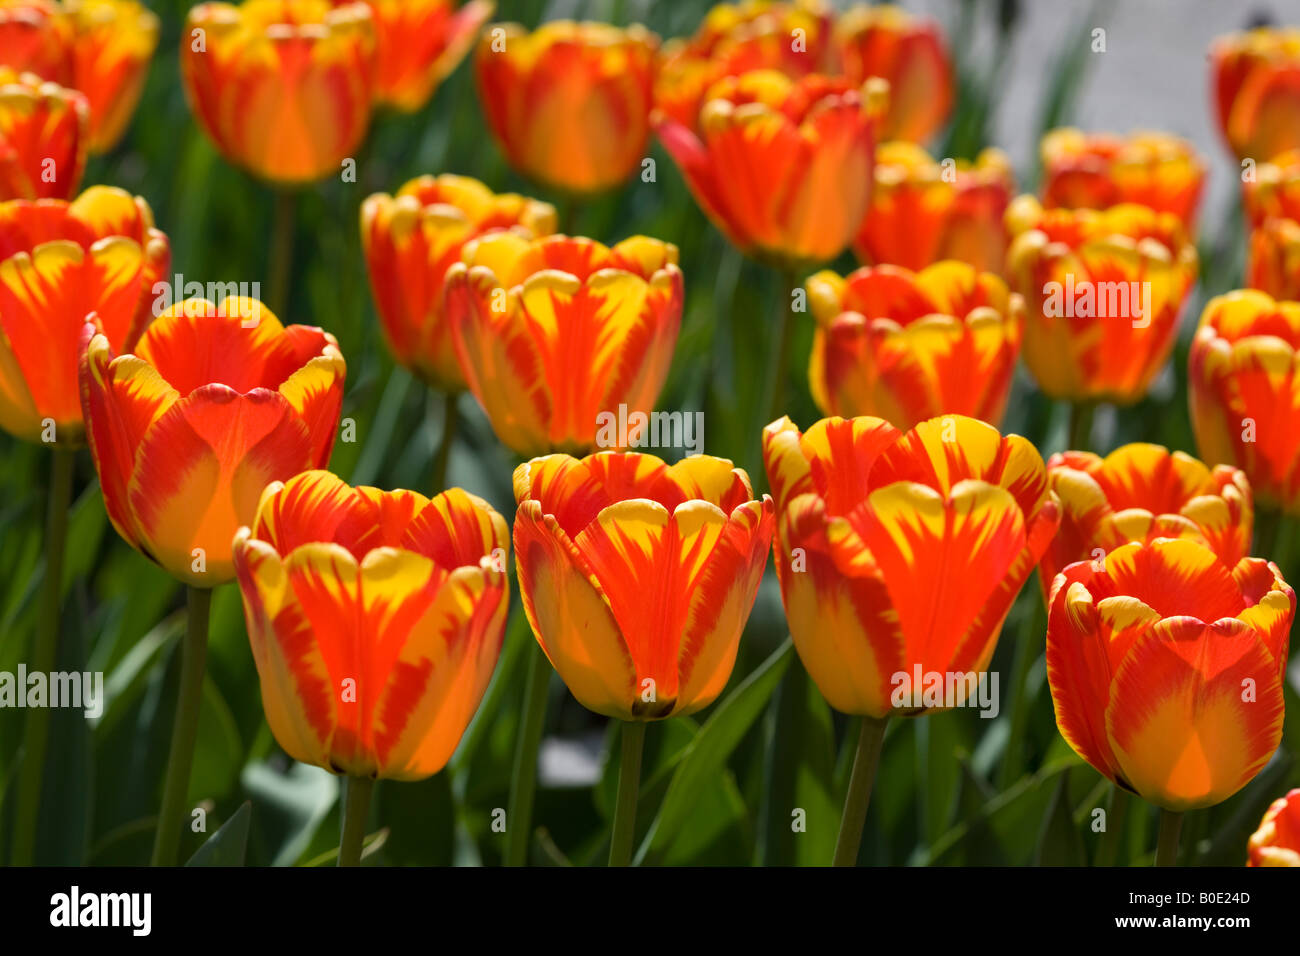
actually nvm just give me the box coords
[1248,788,1300,866]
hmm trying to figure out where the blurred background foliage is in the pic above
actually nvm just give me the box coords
[0,0,1296,866]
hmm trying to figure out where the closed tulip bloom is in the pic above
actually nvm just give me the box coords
[0,68,86,199]
[232,470,509,780]
[1211,28,1300,162]
[513,452,773,720]
[445,233,682,457]
[1040,128,1207,229]
[1047,538,1293,811]
[475,20,657,195]
[0,0,71,83]
[1248,789,1300,866]
[181,1,375,185]
[656,69,883,269]
[1189,289,1300,514]
[80,297,345,586]
[1006,196,1198,404]
[762,414,1060,718]
[805,261,1022,429]
[65,0,159,153]
[853,142,1013,273]
[0,185,167,443]
[1244,151,1300,300]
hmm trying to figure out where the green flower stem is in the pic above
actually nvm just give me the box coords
[763,268,799,434]
[832,714,889,867]
[1155,809,1183,867]
[999,590,1047,788]
[338,776,375,867]
[430,390,459,495]
[505,641,551,866]
[267,188,296,319]
[608,720,646,867]
[1096,785,1131,866]
[1068,401,1096,452]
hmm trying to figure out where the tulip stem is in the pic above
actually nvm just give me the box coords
[267,188,296,320]
[9,447,74,866]
[999,590,1047,788]
[763,268,799,433]
[150,585,212,867]
[608,720,646,867]
[338,776,374,867]
[505,642,551,866]
[1067,401,1095,451]
[1253,506,1281,564]
[832,714,888,866]
[430,390,459,494]
[1155,809,1183,866]
[1096,785,1131,866]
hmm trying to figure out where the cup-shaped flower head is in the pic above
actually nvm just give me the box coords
[1248,789,1300,866]
[1047,538,1293,811]
[1212,28,1300,162]
[0,0,71,83]
[1243,150,1300,301]
[361,174,554,392]
[232,470,509,780]
[656,69,883,269]
[0,68,86,199]
[80,297,345,586]
[181,1,375,185]
[1189,289,1300,514]
[513,452,774,720]
[1041,443,1253,601]
[475,20,657,195]
[763,414,1060,718]
[64,0,159,153]
[445,233,682,457]
[805,261,1022,430]
[832,3,951,143]
[1040,128,1207,229]
[1005,196,1198,404]
[0,185,167,443]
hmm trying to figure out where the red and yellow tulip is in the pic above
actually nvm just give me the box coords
[762,414,1060,718]
[1046,538,1293,811]
[0,68,85,199]
[65,0,159,153]
[0,1,71,83]
[1211,27,1300,162]
[444,233,682,457]
[1248,788,1300,866]
[1005,196,1198,404]
[0,185,167,443]
[513,452,773,720]
[232,469,509,780]
[475,20,657,195]
[1244,151,1300,300]
[360,173,555,391]
[181,0,375,184]
[80,296,345,585]
[805,261,1022,429]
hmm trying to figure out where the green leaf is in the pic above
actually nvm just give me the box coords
[1033,768,1086,865]
[185,801,252,867]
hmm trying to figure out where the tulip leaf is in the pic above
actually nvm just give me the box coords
[185,801,252,867]
[1032,768,1087,866]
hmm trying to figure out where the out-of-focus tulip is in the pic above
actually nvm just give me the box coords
[0,185,167,443]
[832,3,951,143]
[361,173,555,391]
[1211,28,1300,162]
[513,452,773,720]
[1189,288,1300,514]
[65,0,159,153]
[181,1,375,184]
[1040,127,1207,229]
[1248,788,1300,866]
[1243,150,1300,300]
[656,69,883,269]
[1005,196,1198,404]
[853,141,1013,272]
[805,261,1022,429]
[475,20,657,195]
[1047,538,1293,811]
[0,0,71,83]
[1041,444,1253,599]
[0,68,86,199]
[444,233,682,457]
[232,470,509,780]
[762,414,1060,718]
[80,296,345,585]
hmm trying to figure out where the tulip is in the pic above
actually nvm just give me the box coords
[444,233,682,457]
[1248,788,1300,866]
[0,0,71,83]
[853,142,1013,273]
[64,0,159,153]
[0,68,87,200]
[1040,127,1206,229]
[475,20,657,196]
[1243,150,1300,300]
[805,260,1022,429]
[1211,27,1300,162]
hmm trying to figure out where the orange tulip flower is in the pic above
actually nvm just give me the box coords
[65,0,159,153]
[1046,538,1293,811]
[181,1,375,184]
[1243,150,1300,300]
[513,452,773,720]
[853,142,1013,273]
[1211,28,1300,162]
[655,69,883,269]
[805,261,1022,429]
[80,296,346,586]
[1005,196,1198,404]
[1040,128,1206,229]
[1248,788,1300,866]
[0,0,71,83]
[832,3,951,143]
[232,470,509,780]
[0,185,167,443]
[1189,289,1300,514]
[0,69,86,199]
[361,173,555,391]
[444,233,682,457]
[475,20,657,195]
[762,414,1060,718]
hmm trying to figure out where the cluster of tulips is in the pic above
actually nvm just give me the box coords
[2,0,1300,869]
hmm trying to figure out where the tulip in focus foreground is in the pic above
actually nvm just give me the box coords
[1248,788,1300,866]
[0,68,86,199]
[1211,27,1300,162]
